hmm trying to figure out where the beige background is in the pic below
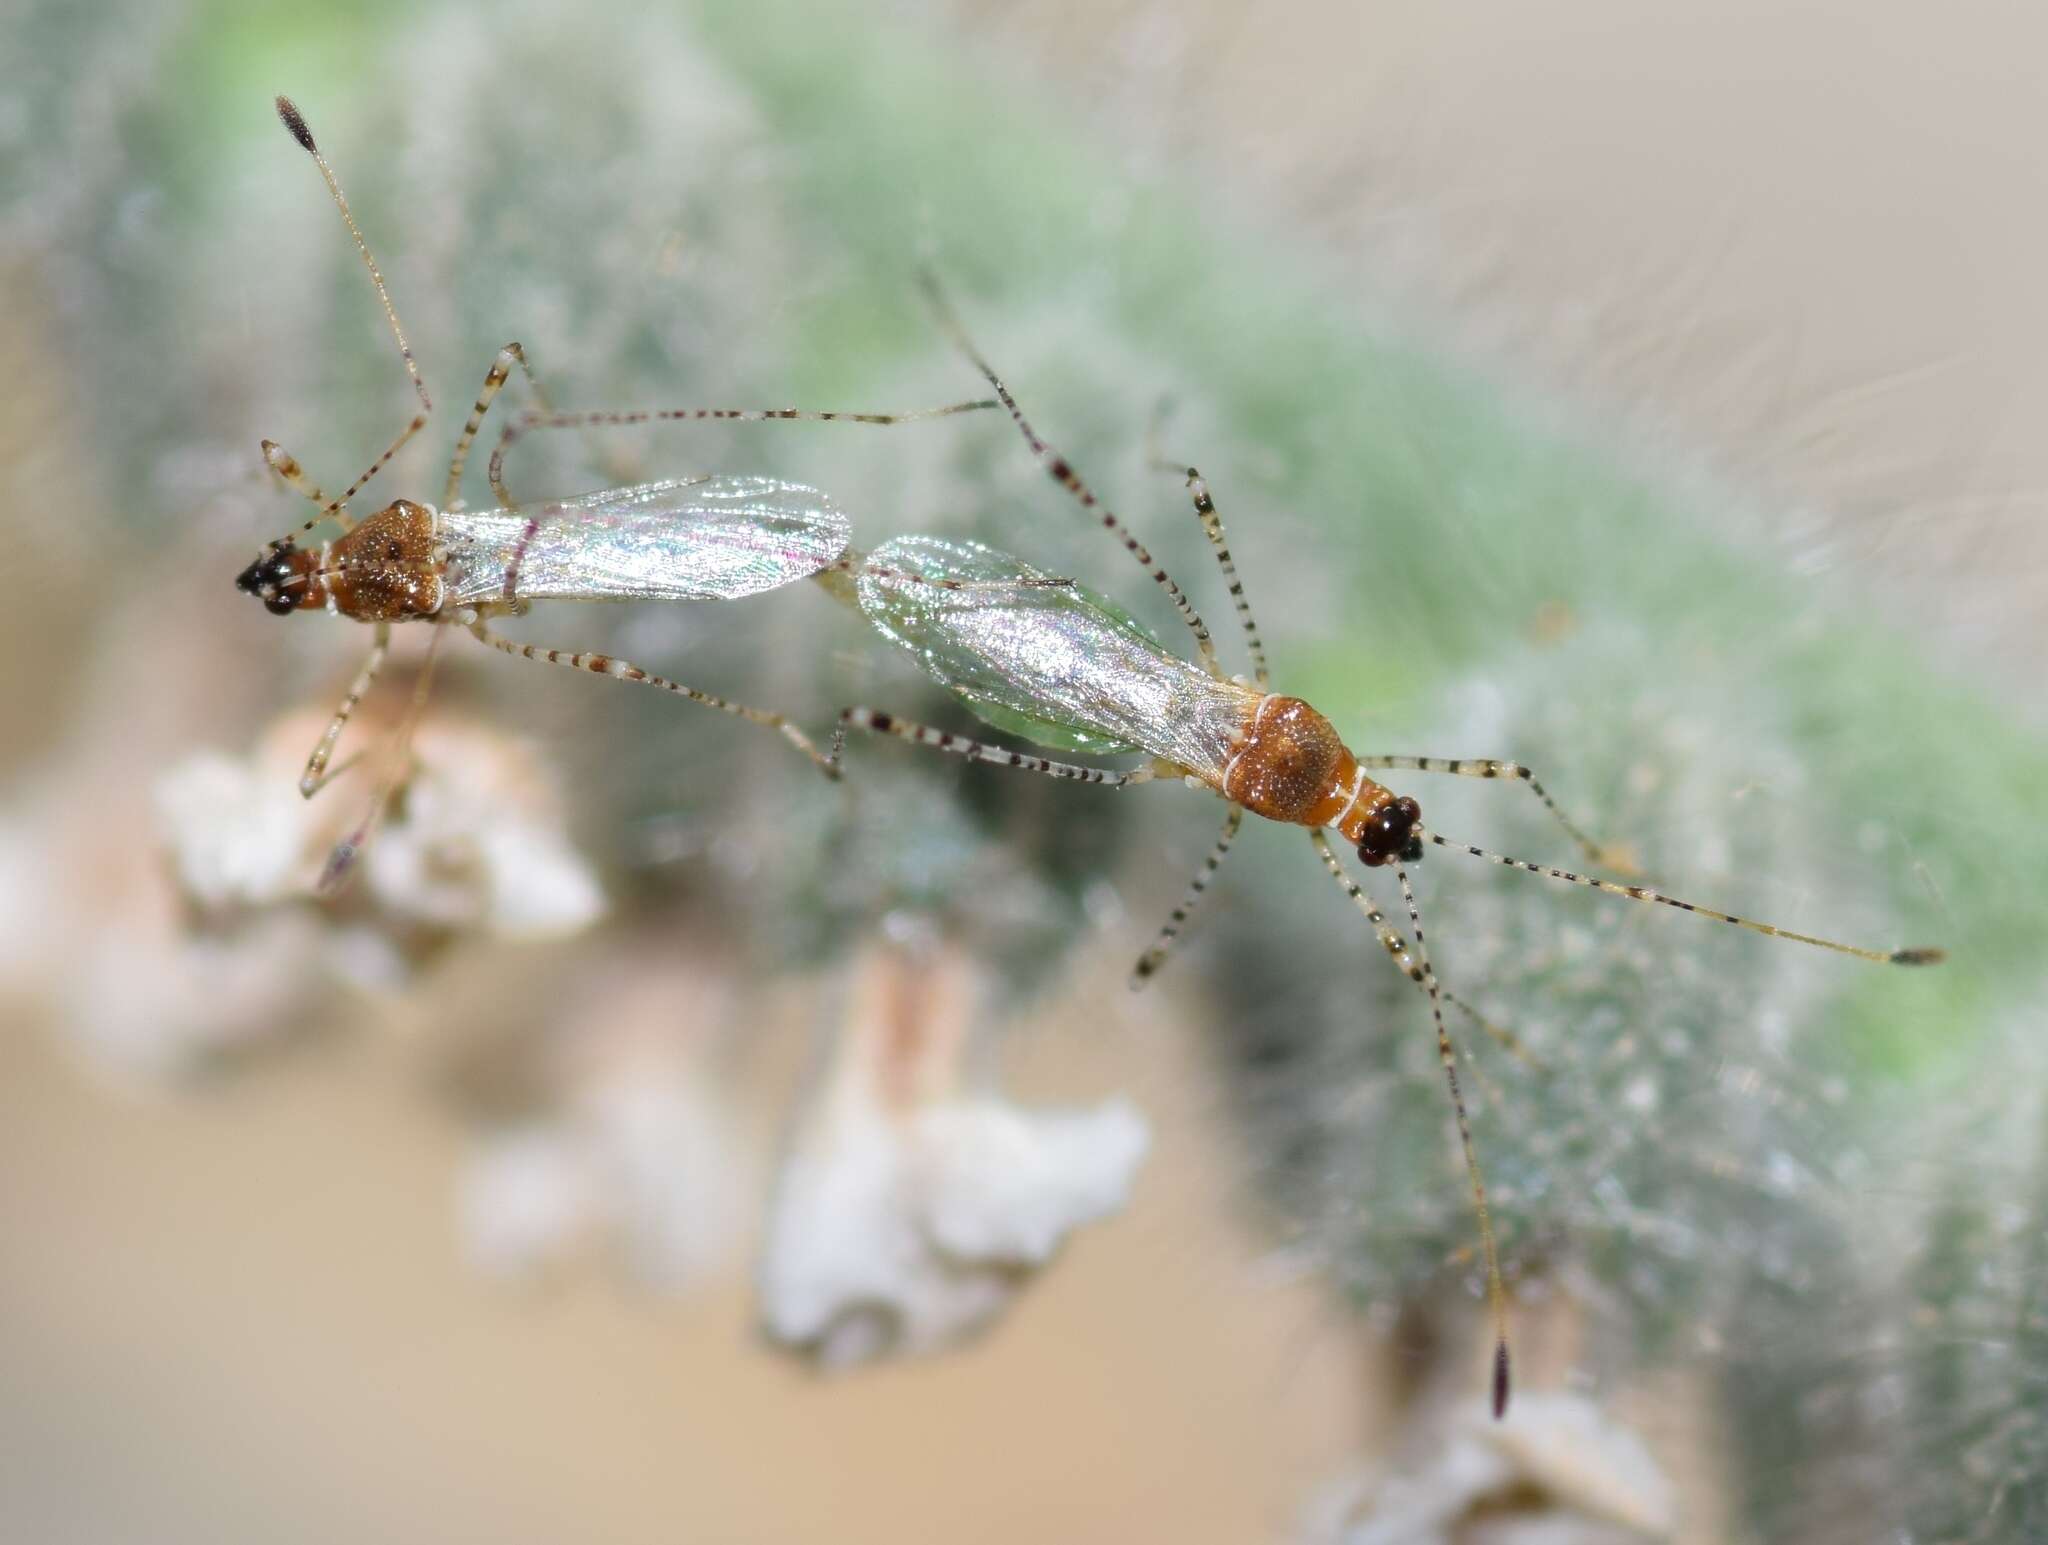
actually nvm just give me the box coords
[953,0,2047,687]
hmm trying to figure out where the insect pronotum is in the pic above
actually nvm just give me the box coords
[830,278,1948,1417]
[240,97,1007,884]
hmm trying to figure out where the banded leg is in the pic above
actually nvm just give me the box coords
[839,708,1154,788]
[1307,831,1539,1065]
[270,98,432,541]
[1308,830,1512,1413]
[299,621,392,797]
[445,342,555,509]
[1423,828,1947,966]
[468,621,841,779]
[487,397,997,514]
[1129,805,1243,988]
[1358,756,1611,868]
[917,272,1224,680]
[1143,410,1270,688]
[318,621,450,894]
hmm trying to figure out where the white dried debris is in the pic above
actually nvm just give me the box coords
[1299,1391,1676,1545]
[758,938,1150,1368]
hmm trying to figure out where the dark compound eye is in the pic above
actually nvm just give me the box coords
[238,546,306,616]
[1356,795,1422,868]
[234,552,272,593]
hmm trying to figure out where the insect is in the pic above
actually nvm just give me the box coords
[239,97,1000,881]
[833,281,1949,1417]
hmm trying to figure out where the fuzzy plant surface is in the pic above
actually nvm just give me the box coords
[6,0,2044,1530]
[1720,993,2048,1543]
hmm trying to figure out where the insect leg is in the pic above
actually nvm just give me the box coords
[299,621,392,798]
[444,343,556,509]
[1356,756,1614,869]
[467,620,841,779]
[838,708,1154,787]
[917,272,1225,680]
[1143,407,1270,689]
[1129,805,1244,988]
[317,622,450,894]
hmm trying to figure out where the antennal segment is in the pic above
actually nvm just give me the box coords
[1425,830,1946,965]
[275,96,430,417]
[270,96,432,534]
[1396,857,1512,1418]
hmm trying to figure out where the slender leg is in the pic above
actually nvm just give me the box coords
[1306,831,1540,1066]
[270,98,433,540]
[1143,408,1270,688]
[1306,829,1512,1414]
[317,621,449,894]
[487,397,998,515]
[1129,805,1244,987]
[917,272,1225,680]
[1422,828,1946,966]
[837,707,1154,787]
[1356,756,1613,868]
[299,622,392,798]
[444,342,555,509]
[468,620,841,779]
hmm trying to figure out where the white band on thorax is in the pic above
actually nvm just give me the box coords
[1222,693,1280,791]
[1328,765,1369,830]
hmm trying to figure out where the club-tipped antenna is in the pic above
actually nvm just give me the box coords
[270,95,432,544]
[276,95,428,418]
[1392,859,1512,1418]
[1424,830,1946,966]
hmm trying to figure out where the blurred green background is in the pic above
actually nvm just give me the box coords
[2,1,2043,1540]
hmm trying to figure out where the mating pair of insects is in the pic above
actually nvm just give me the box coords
[240,97,1944,1416]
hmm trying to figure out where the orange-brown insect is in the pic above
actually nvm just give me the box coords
[836,282,1949,1417]
[240,98,996,883]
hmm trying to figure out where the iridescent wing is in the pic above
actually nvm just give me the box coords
[856,534,1255,773]
[440,476,850,607]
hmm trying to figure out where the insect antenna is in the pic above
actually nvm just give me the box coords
[485,397,998,513]
[1393,859,1512,1419]
[1422,830,1947,965]
[316,624,450,895]
[270,96,433,542]
[1358,755,1613,870]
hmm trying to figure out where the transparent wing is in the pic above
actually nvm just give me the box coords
[856,534,1254,771]
[440,476,851,606]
